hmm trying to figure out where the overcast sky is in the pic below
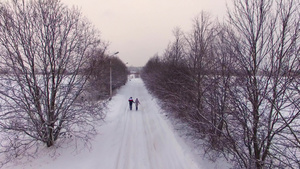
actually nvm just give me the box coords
[61,0,228,67]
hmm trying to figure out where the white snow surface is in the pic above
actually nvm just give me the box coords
[6,78,229,169]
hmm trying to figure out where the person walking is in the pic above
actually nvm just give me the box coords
[128,97,134,110]
[135,98,140,111]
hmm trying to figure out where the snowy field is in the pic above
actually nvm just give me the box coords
[5,78,230,169]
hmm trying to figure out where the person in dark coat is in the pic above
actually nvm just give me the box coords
[128,97,134,110]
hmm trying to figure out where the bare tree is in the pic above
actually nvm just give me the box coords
[183,12,217,134]
[163,27,186,66]
[0,0,104,163]
[200,23,239,152]
[86,49,128,100]
[110,57,128,90]
[225,0,300,168]
[86,49,110,100]
[142,1,299,168]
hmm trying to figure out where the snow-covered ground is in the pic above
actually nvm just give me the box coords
[6,78,230,169]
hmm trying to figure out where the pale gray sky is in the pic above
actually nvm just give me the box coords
[61,0,228,67]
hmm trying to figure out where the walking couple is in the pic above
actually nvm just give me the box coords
[128,97,140,111]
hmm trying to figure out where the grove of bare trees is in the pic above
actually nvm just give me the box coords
[142,0,299,168]
[87,50,128,100]
[0,0,127,166]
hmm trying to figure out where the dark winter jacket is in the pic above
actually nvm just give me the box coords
[128,97,134,105]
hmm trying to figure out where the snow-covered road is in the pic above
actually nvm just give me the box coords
[97,78,200,169]
[7,78,202,169]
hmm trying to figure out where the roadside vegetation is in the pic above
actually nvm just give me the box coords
[142,0,299,168]
[0,0,127,167]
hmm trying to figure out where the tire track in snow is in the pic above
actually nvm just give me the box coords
[5,78,201,169]
[114,93,135,169]
[111,78,199,169]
